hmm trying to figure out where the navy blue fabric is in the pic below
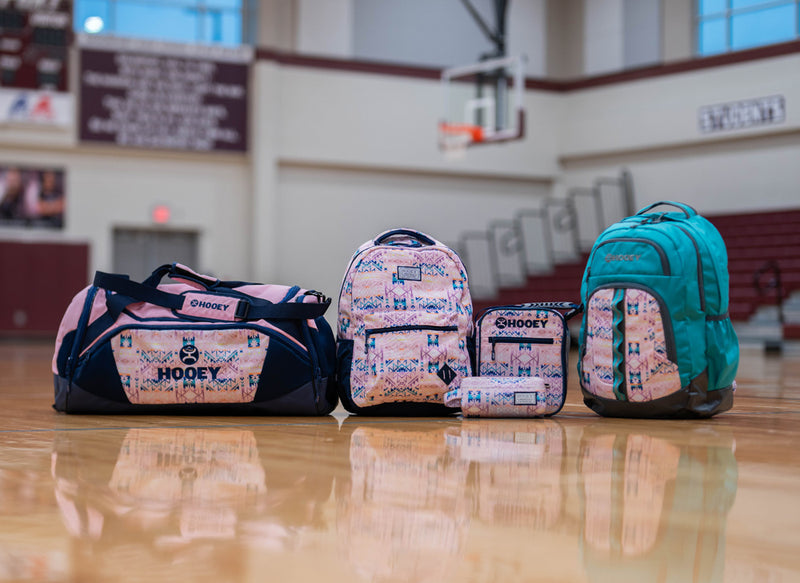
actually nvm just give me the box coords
[95,271,331,321]
[334,338,456,416]
[374,229,436,246]
[56,329,75,376]
[55,265,338,415]
[54,375,331,415]
[58,328,328,411]
[95,272,184,311]
[256,338,313,401]
[72,341,128,403]
[335,340,355,412]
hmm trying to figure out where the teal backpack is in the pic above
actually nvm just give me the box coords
[578,201,738,418]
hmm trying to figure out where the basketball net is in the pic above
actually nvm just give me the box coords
[439,123,484,160]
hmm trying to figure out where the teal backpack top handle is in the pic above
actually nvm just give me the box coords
[636,201,697,218]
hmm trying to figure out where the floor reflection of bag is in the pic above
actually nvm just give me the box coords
[336,422,469,582]
[50,420,339,565]
[446,420,565,529]
[578,425,737,582]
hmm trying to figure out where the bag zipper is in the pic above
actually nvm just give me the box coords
[300,320,322,407]
[79,322,312,365]
[587,238,671,278]
[672,223,713,313]
[489,336,554,360]
[65,286,99,382]
[364,324,458,351]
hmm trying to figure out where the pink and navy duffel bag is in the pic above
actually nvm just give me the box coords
[52,263,337,415]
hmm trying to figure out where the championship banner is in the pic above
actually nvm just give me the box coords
[78,36,251,153]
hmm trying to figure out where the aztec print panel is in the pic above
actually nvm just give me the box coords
[622,288,681,402]
[581,288,680,402]
[581,289,617,400]
[350,322,469,407]
[112,329,270,404]
[339,246,472,340]
[478,308,566,408]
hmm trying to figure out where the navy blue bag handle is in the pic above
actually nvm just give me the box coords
[374,229,436,247]
[143,263,255,289]
[636,201,697,218]
[94,271,330,321]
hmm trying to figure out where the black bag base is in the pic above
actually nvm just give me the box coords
[581,371,734,419]
[53,375,335,416]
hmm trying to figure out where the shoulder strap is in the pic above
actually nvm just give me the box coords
[94,271,330,321]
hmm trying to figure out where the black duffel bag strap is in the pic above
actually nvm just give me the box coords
[95,271,185,311]
[234,296,331,320]
[94,271,330,321]
[143,263,256,289]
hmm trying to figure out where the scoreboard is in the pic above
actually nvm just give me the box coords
[0,0,71,91]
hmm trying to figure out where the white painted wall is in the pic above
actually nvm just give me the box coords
[559,52,800,213]
[0,144,251,281]
[561,53,800,157]
[583,0,624,75]
[1,39,798,301]
[506,0,548,77]
[274,64,561,178]
[276,165,550,312]
[561,134,800,215]
[352,0,494,68]
[296,0,354,58]
[349,0,545,73]
[623,0,661,68]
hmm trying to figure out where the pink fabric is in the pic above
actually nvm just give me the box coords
[173,263,217,286]
[447,376,550,417]
[477,308,566,404]
[52,285,92,373]
[177,293,239,321]
[112,328,269,404]
[338,237,473,407]
[56,273,320,374]
[234,284,302,303]
[622,289,681,401]
[581,289,617,399]
[581,288,680,401]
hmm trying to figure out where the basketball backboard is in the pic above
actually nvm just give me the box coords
[440,54,526,154]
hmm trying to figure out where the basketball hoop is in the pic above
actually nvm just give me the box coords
[439,54,526,151]
[439,122,484,159]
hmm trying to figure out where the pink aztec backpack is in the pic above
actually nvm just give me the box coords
[335,229,474,415]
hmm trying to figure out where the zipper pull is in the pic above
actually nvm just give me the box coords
[491,340,496,360]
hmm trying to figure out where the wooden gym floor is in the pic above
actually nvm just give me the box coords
[0,340,798,582]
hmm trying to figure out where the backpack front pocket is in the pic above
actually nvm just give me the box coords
[581,286,680,402]
[354,320,467,406]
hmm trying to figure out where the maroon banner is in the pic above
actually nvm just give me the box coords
[0,0,71,91]
[79,48,249,152]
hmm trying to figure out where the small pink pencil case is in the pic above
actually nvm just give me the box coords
[445,376,550,417]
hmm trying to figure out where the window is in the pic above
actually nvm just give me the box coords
[697,0,799,55]
[74,0,244,46]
